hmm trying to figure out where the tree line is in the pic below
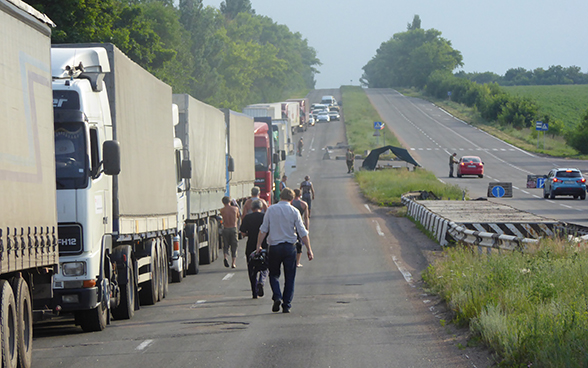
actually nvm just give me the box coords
[30,0,320,110]
[456,66,588,86]
[360,15,588,154]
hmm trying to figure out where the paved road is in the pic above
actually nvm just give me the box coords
[31,89,485,367]
[366,88,588,227]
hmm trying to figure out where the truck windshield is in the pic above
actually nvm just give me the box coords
[255,147,268,171]
[55,123,88,189]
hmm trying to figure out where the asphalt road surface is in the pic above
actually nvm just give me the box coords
[366,88,588,227]
[31,89,490,368]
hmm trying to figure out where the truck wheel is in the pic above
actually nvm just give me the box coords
[0,279,17,368]
[112,247,135,320]
[199,244,211,265]
[158,239,168,300]
[210,219,219,261]
[11,278,32,368]
[187,236,200,275]
[78,300,108,332]
[139,239,159,305]
[157,240,164,302]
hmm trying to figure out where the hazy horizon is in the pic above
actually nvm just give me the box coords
[201,0,588,89]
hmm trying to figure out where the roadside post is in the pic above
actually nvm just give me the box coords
[536,121,548,149]
[373,121,384,145]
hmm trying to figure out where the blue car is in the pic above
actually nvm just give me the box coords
[543,168,586,200]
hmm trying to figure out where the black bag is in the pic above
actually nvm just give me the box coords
[249,249,269,272]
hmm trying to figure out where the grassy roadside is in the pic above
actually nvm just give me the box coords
[343,85,588,366]
[340,85,463,205]
[398,87,586,158]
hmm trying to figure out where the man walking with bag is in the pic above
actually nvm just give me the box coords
[256,188,314,313]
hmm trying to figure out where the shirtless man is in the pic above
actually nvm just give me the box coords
[220,196,241,268]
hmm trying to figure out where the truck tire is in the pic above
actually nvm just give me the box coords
[199,226,212,266]
[157,238,168,300]
[187,236,199,275]
[11,278,32,368]
[157,240,164,302]
[139,239,159,305]
[111,246,135,320]
[0,279,17,368]
[78,299,108,332]
[210,219,219,262]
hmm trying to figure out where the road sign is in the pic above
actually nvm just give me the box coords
[537,177,545,188]
[491,185,506,198]
[374,121,384,130]
[535,121,548,131]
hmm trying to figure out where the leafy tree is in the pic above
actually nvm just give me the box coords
[220,0,254,20]
[361,16,463,88]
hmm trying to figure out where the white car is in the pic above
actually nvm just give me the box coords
[316,112,330,122]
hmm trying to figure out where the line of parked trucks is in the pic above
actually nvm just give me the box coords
[0,1,311,366]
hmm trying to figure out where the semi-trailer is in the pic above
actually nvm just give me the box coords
[0,1,57,366]
[51,43,178,331]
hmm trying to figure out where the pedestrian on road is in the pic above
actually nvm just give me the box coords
[449,153,458,178]
[242,186,268,216]
[280,175,287,191]
[291,189,309,268]
[240,200,268,298]
[300,175,315,218]
[220,196,241,268]
[256,188,313,313]
[346,148,355,173]
[297,137,304,156]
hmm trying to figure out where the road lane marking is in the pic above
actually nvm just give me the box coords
[364,204,371,212]
[136,340,153,351]
[392,256,414,287]
[222,273,235,281]
[373,220,385,237]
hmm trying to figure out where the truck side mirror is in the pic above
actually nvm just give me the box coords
[273,153,279,164]
[228,156,235,172]
[281,151,286,161]
[180,159,192,179]
[103,140,120,175]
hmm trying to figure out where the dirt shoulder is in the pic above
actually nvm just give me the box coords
[373,205,498,368]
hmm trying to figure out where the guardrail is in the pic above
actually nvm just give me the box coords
[402,193,539,252]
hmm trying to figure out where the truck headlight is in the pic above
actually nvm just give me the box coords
[62,262,86,276]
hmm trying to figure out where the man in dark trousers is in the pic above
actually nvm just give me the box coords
[240,200,268,298]
[256,188,314,313]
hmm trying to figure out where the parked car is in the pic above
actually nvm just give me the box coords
[457,156,484,178]
[543,168,586,199]
[328,110,340,121]
[316,111,330,122]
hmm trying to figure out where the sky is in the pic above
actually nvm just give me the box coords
[201,0,588,89]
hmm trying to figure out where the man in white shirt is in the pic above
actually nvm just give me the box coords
[256,188,313,313]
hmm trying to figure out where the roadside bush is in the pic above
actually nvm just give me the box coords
[423,239,588,366]
[566,109,588,154]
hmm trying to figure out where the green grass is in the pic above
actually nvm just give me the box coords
[356,169,464,206]
[504,84,588,129]
[423,239,588,367]
[341,85,400,155]
[398,87,587,158]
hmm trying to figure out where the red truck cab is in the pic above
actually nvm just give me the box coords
[254,122,273,204]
